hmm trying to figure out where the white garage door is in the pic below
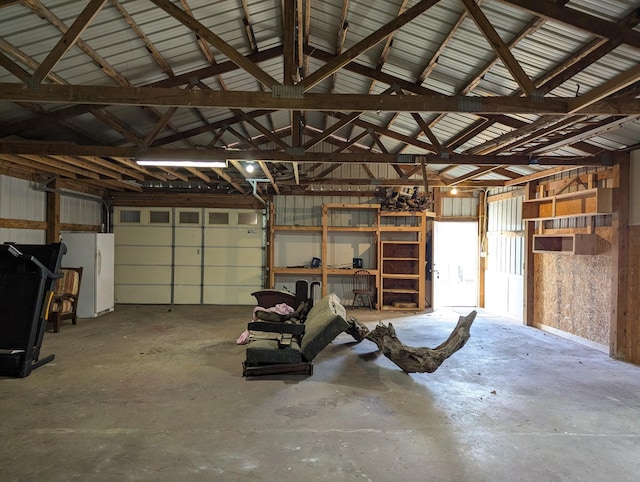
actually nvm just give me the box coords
[114,207,264,305]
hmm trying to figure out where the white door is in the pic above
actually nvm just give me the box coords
[173,209,204,304]
[114,207,264,305]
[114,208,173,304]
[203,209,264,305]
[433,221,478,308]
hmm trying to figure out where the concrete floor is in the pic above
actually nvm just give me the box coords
[2,304,640,481]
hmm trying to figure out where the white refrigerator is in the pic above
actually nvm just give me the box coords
[60,232,115,318]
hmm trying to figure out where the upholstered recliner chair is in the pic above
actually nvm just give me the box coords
[243,293,349,376]
[48,267,83,333]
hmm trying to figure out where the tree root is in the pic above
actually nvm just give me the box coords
[346,311,477,373]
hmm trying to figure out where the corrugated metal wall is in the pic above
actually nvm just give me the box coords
[0,175,46,243]
[0,174,103,243]
[441,193,479,218]
[60,193,103,228]
[485,188,525,321]
[273,195,379,226]
[272,195,380,298]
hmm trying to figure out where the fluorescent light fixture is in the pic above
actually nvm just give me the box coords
[136,159,227,168]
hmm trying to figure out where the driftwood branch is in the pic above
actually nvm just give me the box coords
[347,311,477,373]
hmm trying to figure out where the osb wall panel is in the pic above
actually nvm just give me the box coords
[533,228,612,346]
[624,225,640,364]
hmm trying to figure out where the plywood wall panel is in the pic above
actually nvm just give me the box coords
[533,227,612,346]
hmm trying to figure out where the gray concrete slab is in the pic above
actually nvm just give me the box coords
[2,304,639,481]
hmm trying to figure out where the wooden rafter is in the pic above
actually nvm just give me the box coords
[499,0,640,50]
[300,0,440,91]
[461,0,536,96]
[30,0,108,85]
[283,0,296,85]
[149,0,278,89]
[111,0,174,77]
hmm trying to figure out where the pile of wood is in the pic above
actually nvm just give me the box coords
[381,187,432,212]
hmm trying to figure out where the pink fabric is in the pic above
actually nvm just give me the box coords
[236,329,251,345]
[237,303,296,345]
[251,303,294,321]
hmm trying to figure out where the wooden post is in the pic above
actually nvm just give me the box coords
[46,178,60,244]
[523,181,537,326]
[610,153,630,360]
[478,190,486,308]
[321,204,328,297]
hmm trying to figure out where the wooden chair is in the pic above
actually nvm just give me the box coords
[352,269,375,310]
[48,267,83,333]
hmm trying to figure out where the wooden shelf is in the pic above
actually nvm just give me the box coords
[269,203,430,310]
[271,267,322,275]
[380,240,424,310]
[523,187,613,221]
[273,225,322,232]
[532,234,598,255]
[326,226,378,232]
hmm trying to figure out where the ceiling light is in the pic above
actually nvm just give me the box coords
[245,162,255,173]
[136,159,227,168]
[451,187,458,195]
[135,149,228,168]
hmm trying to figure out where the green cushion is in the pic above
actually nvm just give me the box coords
[300,293,348,361]
[245,338,303,364]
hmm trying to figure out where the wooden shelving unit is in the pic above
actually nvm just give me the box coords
[380,241,423,310]
[523,187,613,221]
[268,203,380,304]
[524,186,613,255]
[269,204,434,310]
[532,234,598,255]
[378,211,430,311]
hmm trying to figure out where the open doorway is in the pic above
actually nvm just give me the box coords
[432,221,478,308]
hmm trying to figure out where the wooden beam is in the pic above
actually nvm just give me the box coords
[461,0,536,95]
[142,107,178,147]
[567,65,640,113]
[0,142,614,166]
[329,0,350,92]
[304,112,363,149]
[299,0,440,91]
[148,0,279,89]
[0,51,31,80]
[31,0,108,85]
[504,165,583,186]
[46,177,61,243]
[22,0,129,86]
[523,181,536,326]
[411,112,442,154]
[6,82,640,114]
[447,166,503,186]
[0,217,47,230]
[111,0,174,76]
[499,0,640,49]
[258,160,279,195]
[610,154,630,359]
[283,0,296,85]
